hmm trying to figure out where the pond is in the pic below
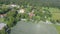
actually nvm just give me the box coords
[10,21,58,34]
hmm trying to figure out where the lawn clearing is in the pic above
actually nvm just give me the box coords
[54,24,60,34]
[49,8,60,20]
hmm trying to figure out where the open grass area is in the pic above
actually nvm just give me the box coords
[54,25,60,34]
[49,8,60,20]
[43,7,60,34]
[42,7,60,21]
[49,8,60,34]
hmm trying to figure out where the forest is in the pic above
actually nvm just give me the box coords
[0,0,60,8]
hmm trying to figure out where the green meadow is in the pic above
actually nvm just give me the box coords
[54,25,60,34]
[49,8,60,20]
[50,8,60,34]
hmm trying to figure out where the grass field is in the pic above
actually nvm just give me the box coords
[49,8,60,20]
[42,7,60,21]
[54,25,60,34]
[49,8,60,34]
[43,7,60,34]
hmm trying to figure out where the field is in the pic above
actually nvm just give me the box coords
[49,8,60,20]
[54,25,60,34]
[49,8,60,34]
[42,7,60,34]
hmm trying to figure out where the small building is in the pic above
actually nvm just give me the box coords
[0,14,6,18]
[42,10,45,13]
[9,4,20,8]
[0,23,11,34]
[0,23,6,30]
[18,9,25,13]
[29,12,35,17]
[28,10,35,19]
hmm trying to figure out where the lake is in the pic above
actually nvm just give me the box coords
[11,21,58,34]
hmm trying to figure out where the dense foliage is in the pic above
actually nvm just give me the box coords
[0,0,60,8]
[0,1,60,33]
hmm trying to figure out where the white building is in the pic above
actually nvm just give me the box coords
[18,9,25,13]
[42,11,45,13]
[0,23,6,30]
[9,4,20,8]
[0,15,4,18]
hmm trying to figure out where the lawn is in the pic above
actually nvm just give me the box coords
[54,25,60,34]
[49,8,60,34]
[42,7,60,21]
[43,7,60,34]
[49,8,60,20]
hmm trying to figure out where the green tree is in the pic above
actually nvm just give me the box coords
[7,17,14,27]
[16,14,21,21]
[0,5,10,14]
[5,10,17,27]
[7,10,17,17]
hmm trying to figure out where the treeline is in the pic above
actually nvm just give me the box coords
[0,0,60,8]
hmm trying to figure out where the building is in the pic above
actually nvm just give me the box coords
[9,4,20,8]
[28,10,35,19]
[0,23,6,30]
[29,12,35,19]
[18,9,25,13]
[0,14,6,18]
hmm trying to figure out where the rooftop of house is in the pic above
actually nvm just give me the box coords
[9,4,20,8]
[0,23,6,30]
[18,9,25,13]
[0,14,6,16]
[0,14,6,18]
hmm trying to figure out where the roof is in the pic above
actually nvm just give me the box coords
[0,14,6,18]
[9,4,20,8]
[18,9,25,13]
[0,14,6,16]
[0,23,6,30]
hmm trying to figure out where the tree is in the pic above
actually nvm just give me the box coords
[42,9,52,21]
[7,16,15,27]
[56,20,60,23]
[5,10,17,27]
[16,14,21,21]
[6,10,17,17]
[0,5,10,14]
[0,28,6,34]
[33,16,40,21]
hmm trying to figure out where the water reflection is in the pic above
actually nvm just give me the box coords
[11,21,58,34]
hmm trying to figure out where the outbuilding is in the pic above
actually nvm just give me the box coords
[0,23,6,30]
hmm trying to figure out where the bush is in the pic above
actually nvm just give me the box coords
[56,20,60,23]
[50,19,56,24]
